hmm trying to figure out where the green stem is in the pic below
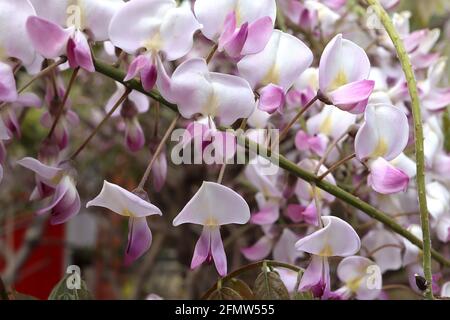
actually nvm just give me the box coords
[365,0,433,300]
[201,260,303,299]
[91,57,450,269]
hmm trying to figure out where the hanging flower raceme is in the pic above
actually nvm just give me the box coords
[17,157,80,224]
[194,0,276,59]
[173,181,250,276]
[237,30,313,113]
[87,181,162,265]
[295,216,361,299]
[335,256,382,300]
[26,0,124,72]
[157,58,256,126]
[40,79,78,150]
[355,103,410,194]
[109,0,201,91]
[105,82,149,152]
[318,34,375,114]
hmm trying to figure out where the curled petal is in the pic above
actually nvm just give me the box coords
[241,16,273,55]
[327,80,375,113]
[210,227,227,276]
[258,84,285,113]
[86,180,162,217]
[250,204,280,225]
[125,216,152,265]
[173,181,250,226]
[17,157,62,182]
[368,157,409,194]
[124,55,152,82]
[295,216,361,257]
[191,226,211,269]
[125,118,145,152]
[298,255,330,299]
[67,30,95,72]
[319,34,371,94]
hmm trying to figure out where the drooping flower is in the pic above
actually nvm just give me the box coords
[318,34,375,114]
[237,30,313,113]
[26,0,124,72]
[17,157,80,224]
[355,103,410,194]
[173,181,250,276]
[86,180,162,265]
[157,58,255,126]
[336,256,382,300]
[419,58,450,112]
[2,92,41,138]
[194,0,276,58]
[295,216,361,299]
[109,0,201,91]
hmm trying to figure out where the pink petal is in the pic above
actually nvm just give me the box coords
[241,16,273,55]
[17,157,61,181]
[210,227,227,276]
[26,16,70,59]
[67,31,95,72]
[298,255,329,298]
[368,157,410,194]
[241,236,273,261]
[191,226,211,270]
[0,62,17,102]
[250,204,280,225]
[125,119,145,152]
[328,80,375,112]
[218,11,237,52]
[258,84,285,113]
[223,22,249,58]
[125,216,152,265]
[140,63,158,92]
[124,55,151,82]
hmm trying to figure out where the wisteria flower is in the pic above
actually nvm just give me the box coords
[318,34,375,114]
[17,157,80,225]
[295,216,361,299]
[335,256,382,300]
[87,180,163,265]
[173,181,250,276]
[2,92,41,138]
[355,103,410,194]
[109,0,201,91]
[194,0,276,58]
[26,0,124,72]
[157,58,255,126]
[0,62,17,103]
[237,30,313,113]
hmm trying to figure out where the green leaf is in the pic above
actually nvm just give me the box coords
[253,270,290,300]
[225,278,254,300]
[48,274,92,300]
[293,291,315,300]
[208,287,243,300]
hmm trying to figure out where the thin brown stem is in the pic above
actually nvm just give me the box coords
[70,88,131,160]
[318,153,356,180]
[217,164,227,184]
[279,95,318,141]
[46,67,80,140]
[137,115,180,190]
[206,43,219,65]
[315,130,351,175]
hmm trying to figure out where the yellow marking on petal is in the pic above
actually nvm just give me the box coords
[262,65,280,86]
[329,70,348,91]
[371,138,388,158]
[346,277,362,293]
[144,33,163,53]
[319,244,333,257]
[319,115,333,135]
[50,172,64,185]
[204,216,219,227]
[122,209,135,217]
